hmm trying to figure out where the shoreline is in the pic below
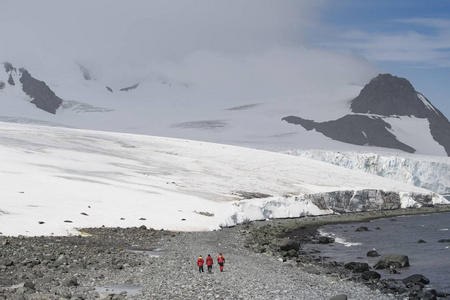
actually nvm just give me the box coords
[237,205,450,299]
[0,206,449,299]
[248,204,450,230]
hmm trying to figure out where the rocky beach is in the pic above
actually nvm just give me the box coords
[1,206,450,300]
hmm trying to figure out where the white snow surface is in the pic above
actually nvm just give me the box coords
[0,122,447,237]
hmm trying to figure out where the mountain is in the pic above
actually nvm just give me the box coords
[1,61,450,198]
[283,74,450,156]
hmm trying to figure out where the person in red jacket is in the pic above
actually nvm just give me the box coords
[206,254,214,273]
[197,255,204,273]
[217,253,225,272]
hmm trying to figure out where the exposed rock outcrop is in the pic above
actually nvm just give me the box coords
[351,74,450,156]
[282,73,450,156]
[282,115,415,153]
[19,68,63,114]
[302,189,435,213]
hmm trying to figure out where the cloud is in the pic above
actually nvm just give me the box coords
[0,0,379,103]
[0,1,324,64]
[327,18,450,68]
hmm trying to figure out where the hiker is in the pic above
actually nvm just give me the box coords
[206,254,213,273]
[217,253,225,272]
[197,255,204,273]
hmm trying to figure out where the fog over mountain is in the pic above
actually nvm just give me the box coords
[1,1,449,202]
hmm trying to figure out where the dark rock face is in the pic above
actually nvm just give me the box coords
[282,115,416,153]
[302,189,431,213]
[282,73,450,156]
[351,73,450,156]
[351,74,429,117]
[19,68,63,114]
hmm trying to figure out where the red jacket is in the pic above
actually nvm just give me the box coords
[197,257,204,266]
[217,255,225,263]
[206,256,213,266]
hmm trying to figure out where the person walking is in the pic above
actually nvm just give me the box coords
[206,254,213,273]
[197,255,204,273]
[217,253,225,272]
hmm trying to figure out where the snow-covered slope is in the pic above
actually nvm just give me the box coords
[0,122,447,236]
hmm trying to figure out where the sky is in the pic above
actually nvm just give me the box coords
[0,1,449,116]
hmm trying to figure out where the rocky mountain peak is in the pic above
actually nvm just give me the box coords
[350,73,436,118]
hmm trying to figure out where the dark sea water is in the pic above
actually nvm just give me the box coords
[302,211,450,293]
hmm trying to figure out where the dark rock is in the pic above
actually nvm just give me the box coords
[106,86,113,93]
[8,74,14,85]
[19,68,63,114]
[353,262,369,273]
[438,239,450,243]
[402,274,430,285]
[361,270,381,280]
[344,262,369,273]
[0,258,14,266]
[282,114,416,153]
[4,62,15,72]
[0,81,4,89]
[62,275,78,286]
[329,294,347,300]
[374,254,410,269]
[120,83,139,91]
[318,236,335,244]
[367,250,380,257]
[417,239,427,243]
[355,226,370,232]
[279,238,299,251]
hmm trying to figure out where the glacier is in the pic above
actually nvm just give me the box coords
[284,149,450,195]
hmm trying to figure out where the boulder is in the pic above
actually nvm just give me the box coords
[62,275,78,286]
[355,226,370,232]
[279,238,299,251]
[402,274,430,285]
[318,236,335,244]
[417,239,427,243]
[374,254,410,269]
[367,250,380,257]
[344,262,369,273]
[362,270,381,280]
[438,239,450,243]
[353,262,370,273]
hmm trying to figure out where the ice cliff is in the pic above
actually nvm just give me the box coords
[284,150,450,195]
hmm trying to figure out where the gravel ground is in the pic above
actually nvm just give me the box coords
[131,227,393,300]
[2,205,450,299]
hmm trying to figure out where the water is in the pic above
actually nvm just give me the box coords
[303,212,450,293]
